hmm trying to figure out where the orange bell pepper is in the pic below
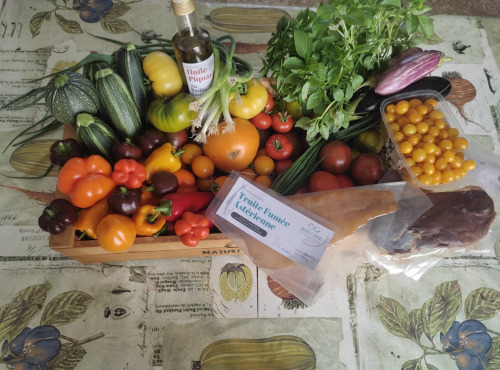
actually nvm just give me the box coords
[132,202,170,237]
[72,197,111,239]
[57,155,116,208]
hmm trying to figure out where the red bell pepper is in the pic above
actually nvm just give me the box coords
[162,192,214,222]
[174,211,211,247]
[112,159,147,189]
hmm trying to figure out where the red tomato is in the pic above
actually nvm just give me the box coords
[282,130,304,160]
[251,112,272,130]
[274,159,293,175]
[350,153,384,185]
[271,112,293,133]
[319,140,352,174]
[308,171,341,192]
[265,134,293,160]
[294,186,309,194]
[264,92,275,113]
[336,174,354,188]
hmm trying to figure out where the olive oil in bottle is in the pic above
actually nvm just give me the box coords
[171,0,214,98]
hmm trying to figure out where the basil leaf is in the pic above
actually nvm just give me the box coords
[282,57,305,69]
[418,15,434,38]
[306,92,321,110]
[333,89,344,102]
[381,0,402,8]
[294,30,313,60]
[343,10,365,26]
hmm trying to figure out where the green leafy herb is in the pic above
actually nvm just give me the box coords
[261,0,434,142]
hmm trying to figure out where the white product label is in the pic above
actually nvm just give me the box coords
[215,177,334,270]
[182,53,214,98]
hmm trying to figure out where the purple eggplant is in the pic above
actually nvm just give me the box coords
[388,47,424,68]
[375,50,443,96]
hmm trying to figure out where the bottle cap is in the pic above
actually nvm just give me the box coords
[171,0,195,16]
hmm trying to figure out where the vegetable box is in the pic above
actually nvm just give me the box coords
[48,124,241,264]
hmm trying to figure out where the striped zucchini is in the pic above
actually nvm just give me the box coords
[192,335,316,370]
[116,43,149,124]
[76,113,120,162]
[95,68,143,140]
[83,61,113,84]
[207,7,291,33]
[45,71,101,125]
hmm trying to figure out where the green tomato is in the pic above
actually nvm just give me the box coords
[352,128,384,154]
[285,100,307,119]
[148,93,197,133]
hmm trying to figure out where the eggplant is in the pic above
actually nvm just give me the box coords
[388,47,424,68]
[355,76,452,114]
[375,50,443,96]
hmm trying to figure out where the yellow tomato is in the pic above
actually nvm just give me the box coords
[228,79,269,119]
[143,51,183,98]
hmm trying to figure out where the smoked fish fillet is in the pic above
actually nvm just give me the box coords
[243,188,398,269]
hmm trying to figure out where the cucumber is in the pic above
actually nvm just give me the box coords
[76,113,120,162]
[116,43,149,123]
[45,71,101,125]
[95,67,143,141]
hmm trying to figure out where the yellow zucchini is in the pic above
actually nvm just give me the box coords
[192,335,316,369]
[9,139,58,177]
[207,7,291,34]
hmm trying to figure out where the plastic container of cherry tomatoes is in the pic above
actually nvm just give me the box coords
[380,89,500,196]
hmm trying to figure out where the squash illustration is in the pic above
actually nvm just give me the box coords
[192,335,316,369]
[206,7,291,34]
[219,263,253,302]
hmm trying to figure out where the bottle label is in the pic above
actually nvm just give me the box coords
[182,54,214,98]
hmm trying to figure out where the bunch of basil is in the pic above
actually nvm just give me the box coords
[260,0,434,143]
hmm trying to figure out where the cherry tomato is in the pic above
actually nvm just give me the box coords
[265,134,293,160]
[264,92,275,113]
[253,155,275,175]
[319,141,352,174]
[350,153,384,185]
[191,155,215,179]
[211,175,228,194]
[251,112,272,130]
[180,143,202,165]
[255,175,273,187]
[271,111,293,133]
[308,171,341,192]
[282,130,305,160]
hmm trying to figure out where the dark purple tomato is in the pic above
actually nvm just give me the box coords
[350,153,384,185]
[319,141,352,174]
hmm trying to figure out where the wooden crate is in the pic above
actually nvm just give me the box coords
[49,226,242,264]
[48,124,242,264]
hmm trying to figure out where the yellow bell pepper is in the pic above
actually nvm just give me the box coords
[144,142,182,180]
[228,79,269,119]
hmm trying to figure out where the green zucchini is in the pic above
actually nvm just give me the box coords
[116,43,149,123]
[95,68,143,140]
[83,61,113,84]
[45,71,101,125]
[192,335,316,370]
[76,113,120,162]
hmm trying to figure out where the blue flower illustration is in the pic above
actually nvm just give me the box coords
[73,0,114,23]
[440,320,492,370]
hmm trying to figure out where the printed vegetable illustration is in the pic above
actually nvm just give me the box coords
[192,335,316,369]
[206,6,291,34]
[219,263,253,303]
[442,71,482,128]
[0,284,104,369]
[267,276,306,310]
[9,139,60,177]
[379,280,500,369]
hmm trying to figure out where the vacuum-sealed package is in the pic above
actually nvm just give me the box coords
[206,172,409,305]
